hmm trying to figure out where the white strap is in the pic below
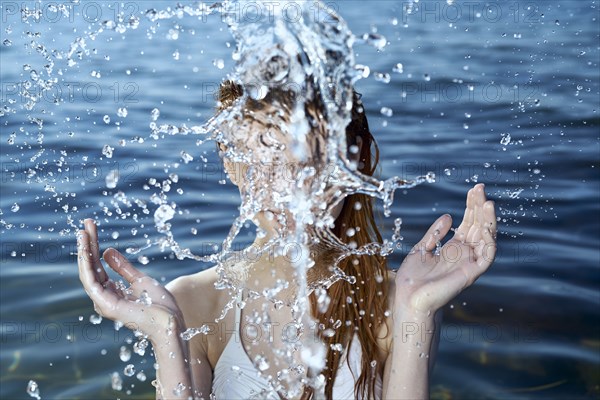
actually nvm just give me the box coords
[234,289,244,327]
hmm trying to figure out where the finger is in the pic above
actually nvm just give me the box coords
[455,188,475,240]
[78,233,143,320]
[103,248,145,285]
[77,231,106,297]
[84,219,109,284]
[476,226,497,271]
[473,184,486,227]
[484,200,497,238]
[413,214,452,253]
[467,184,486,243]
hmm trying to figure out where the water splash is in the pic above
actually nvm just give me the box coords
[26,380,41,400]
[192,1,436,395]
[2,0,435,397]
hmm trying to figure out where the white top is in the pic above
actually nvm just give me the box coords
[211,292,382,399]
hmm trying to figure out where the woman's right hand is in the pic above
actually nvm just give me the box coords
[77,219,184,342]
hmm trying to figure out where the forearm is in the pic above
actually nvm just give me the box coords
[383,308,438,400]
[150,319,194,399]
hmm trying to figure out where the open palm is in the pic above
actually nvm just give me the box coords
[395,184,497,313]
[77,219,183,339]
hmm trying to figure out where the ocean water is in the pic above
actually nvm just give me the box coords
[1,1,598,399]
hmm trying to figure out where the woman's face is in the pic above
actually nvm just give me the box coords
[218,142,242,187]
[217,134,362,224]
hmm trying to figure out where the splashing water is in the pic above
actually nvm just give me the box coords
[2,0,436,397]
[190,1,436,395]
[26,380,41,399]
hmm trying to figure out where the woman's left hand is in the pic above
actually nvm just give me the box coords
[394,183,497,314]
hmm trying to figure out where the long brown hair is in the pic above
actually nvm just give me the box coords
[217,81,388,399]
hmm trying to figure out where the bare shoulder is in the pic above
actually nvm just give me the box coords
[386,269,397,301]
[166,266,222,327]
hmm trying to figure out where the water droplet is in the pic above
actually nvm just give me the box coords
[173,382,186,396]
[154,204,175,231]
[330,343,343,352]
[124,364,136,377]
[103,115,110,124]
[105,169,119,189]
[314,288,331,313]
[11,203,20,212]
[134,338,149,356]
[180,325,210,341]
[136,371,147,382]
[111,372,123,391]
[355,64,370,78]
[102,20,116,30]
[139,290,152,305]
[26,380,41,399]
[119,345,131,362]
[254,355,270,371]
[425,172,436,183]
[392,63,404,73]
[102,145,114,158]
[151,108,160,121]
[213,58,225,69]
[90,314,102,325]
[128,16,140,29]
[500,133,511,146]
[380,107,393,117]
[145,9,158,20]
[374,72,391,83]
[362,32,387,50]
[508,188,524,199]
[180,151,194,163]
[117,107,128,118]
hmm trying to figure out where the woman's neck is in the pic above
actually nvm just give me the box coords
[245,210,326,291]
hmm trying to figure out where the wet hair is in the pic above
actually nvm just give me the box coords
[217,80,388,400]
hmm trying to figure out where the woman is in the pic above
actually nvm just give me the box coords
[77,81,497,399]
